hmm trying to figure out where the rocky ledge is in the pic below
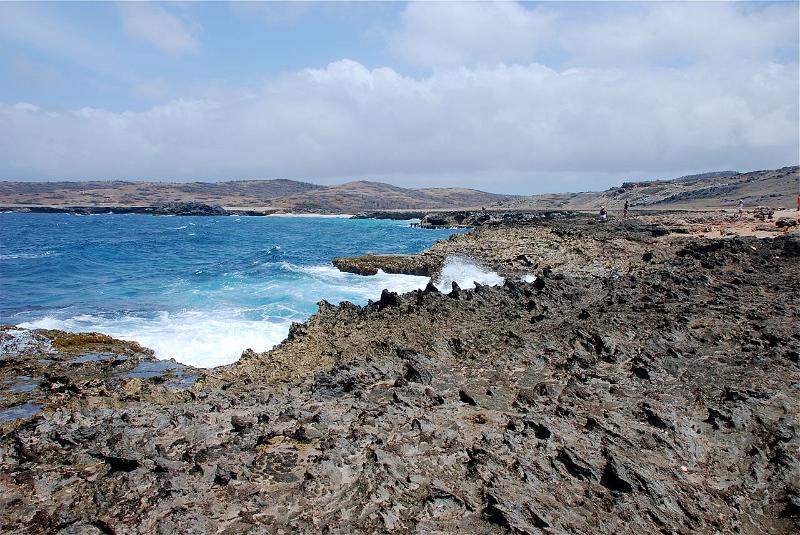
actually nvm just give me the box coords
[351,211,426,220]
[1,215,799,534]
[417,209,584,229]
[332,254,436,277]
[2,201,229,217]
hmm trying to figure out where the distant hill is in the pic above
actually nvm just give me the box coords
[0,179,323,208]
[0,178,515,212]
[1,166,796,213]
[270,181,513,211]
[501,166,799,211]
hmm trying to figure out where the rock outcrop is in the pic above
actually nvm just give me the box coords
[1,217,799,534]
[416,210,582,229]
[149,201,227,216]
[332,254,436,276]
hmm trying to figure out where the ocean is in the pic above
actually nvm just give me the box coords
[0,213,480,367]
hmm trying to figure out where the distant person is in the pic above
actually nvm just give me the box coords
[623,200,629,218]
[600,206,608,223]
[737,200,744,217]
[796,194,799,212]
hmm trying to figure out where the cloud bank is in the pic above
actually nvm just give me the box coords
[0,2,797,193]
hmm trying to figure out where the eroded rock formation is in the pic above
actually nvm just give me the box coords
[1,217,798,534]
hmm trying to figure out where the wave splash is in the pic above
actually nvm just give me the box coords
[18,258,505,368]
[19,311,291,368]
[16,265,436,368]
[435,256,505,291]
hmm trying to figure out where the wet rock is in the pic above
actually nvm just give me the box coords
[377,289,400,310]
[449,281,461,298]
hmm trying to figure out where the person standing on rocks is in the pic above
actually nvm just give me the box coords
[737,200,744,217]
[623,200,629,218]
[600,206,608,222]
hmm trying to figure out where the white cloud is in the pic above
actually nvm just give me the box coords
[390,2,557,68]
[390,1,798,69]
[118,2,198,56]
[1,57,796,192]
[0,2,797,193]
[557,2,798,68]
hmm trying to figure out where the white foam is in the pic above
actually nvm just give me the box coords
[19,310,291,368]
[265,263,432,306]
[521,274,537,283]
[435,256,504,291]
[13,265,433,368]
[0,251,57,260]
[10,259,493,368]
[292,264,432,296]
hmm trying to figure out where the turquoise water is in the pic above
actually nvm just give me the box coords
[0,213,466,367]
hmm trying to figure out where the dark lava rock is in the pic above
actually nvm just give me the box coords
[150,201,227,216]
[1,219,799,534]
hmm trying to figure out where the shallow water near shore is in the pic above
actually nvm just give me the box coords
[0,213,469,367]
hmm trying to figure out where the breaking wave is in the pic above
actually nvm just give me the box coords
[435,256,505,291]
[1,213,469,368]
[15,266,434,368]
[18,311,292,368]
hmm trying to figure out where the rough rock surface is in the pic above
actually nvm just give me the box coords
[1,202,231,217]
[332,254,438,277]
[149,201,228,216]
[351,211,427,221]
[417,210,581,229]
[1,216,799,534]
[335,215,682,278]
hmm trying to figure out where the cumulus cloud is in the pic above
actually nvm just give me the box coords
[118,2,198,56]
[0,2,797,193]
[1,56,796,192]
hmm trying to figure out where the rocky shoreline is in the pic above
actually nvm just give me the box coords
[1,211,799,533]
[1,201,268,217]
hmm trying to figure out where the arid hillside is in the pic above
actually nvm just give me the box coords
[503,166,799,211]
[270,181,514,211]
[1,166,796,213]
[0,179,514,212]
[0,179,323,208]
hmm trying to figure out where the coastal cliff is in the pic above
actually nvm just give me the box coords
[1,213,799,533]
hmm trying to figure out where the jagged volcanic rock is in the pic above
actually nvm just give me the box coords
[0,219,798,534]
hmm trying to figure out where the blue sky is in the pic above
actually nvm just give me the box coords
[1,2,406,110]
[0,1,798,193]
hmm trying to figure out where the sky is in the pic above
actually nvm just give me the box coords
[0,1,798,194]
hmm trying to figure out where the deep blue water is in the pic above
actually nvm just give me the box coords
[0,213,465,366]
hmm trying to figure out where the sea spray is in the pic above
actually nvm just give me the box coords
[435,255,505,291]
[16,266,434,368]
